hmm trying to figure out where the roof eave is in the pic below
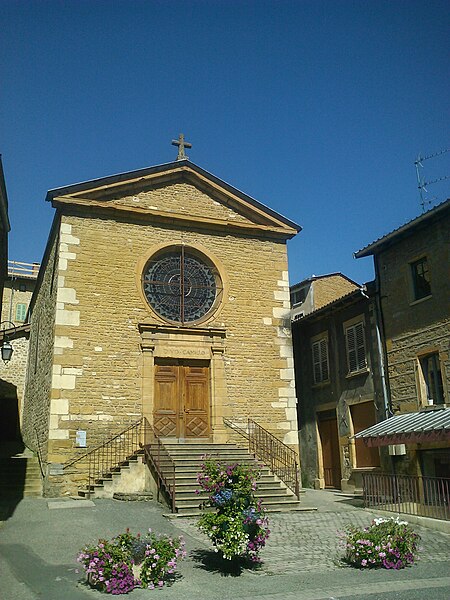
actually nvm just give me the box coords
[45,159,302,233]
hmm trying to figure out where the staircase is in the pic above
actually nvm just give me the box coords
[147,442,302,516]
[77,450,147,499]
[69,417,303,515]
[0,449,43,499]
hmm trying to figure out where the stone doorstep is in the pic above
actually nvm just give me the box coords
[112,492,154,501]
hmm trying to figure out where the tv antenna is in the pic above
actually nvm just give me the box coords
[414,148,450,212]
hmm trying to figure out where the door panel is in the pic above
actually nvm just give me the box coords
[183,366,210,438]
[154,365,179,437]
[318,415,341,489]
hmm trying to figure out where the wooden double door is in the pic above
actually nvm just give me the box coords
[153,359,211,439]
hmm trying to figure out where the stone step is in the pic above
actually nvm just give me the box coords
[155,464,272,475]
[174,480,284,492]
[173,470,275,481]
[172,498,303,517]
[0,456,43,498]
[175,488,292,506]
[155,449,254,459]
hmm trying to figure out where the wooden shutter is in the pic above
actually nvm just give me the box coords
[312,338,329,383]
[312,341,321,383]
[346,322,366,373]
[320,338,329,381]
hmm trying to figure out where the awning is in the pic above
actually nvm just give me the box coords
[353,408,450,447]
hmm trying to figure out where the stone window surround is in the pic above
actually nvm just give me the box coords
[415,346,447,408]
[135,241,229,328]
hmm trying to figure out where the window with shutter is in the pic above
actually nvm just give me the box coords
[312,337,329,383]
[345,321,366,373]
[15,303,27,322]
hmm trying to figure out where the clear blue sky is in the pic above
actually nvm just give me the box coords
[1,0,448,287]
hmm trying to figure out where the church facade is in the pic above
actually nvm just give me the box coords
[21,158,300,495]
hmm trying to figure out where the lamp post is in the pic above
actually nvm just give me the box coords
[0,320,17,363]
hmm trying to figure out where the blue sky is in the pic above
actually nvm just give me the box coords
[1,0,448,287]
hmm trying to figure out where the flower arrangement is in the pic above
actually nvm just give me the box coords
[77,528,186,594]
[343,516,420,569]
[196,457,270,562]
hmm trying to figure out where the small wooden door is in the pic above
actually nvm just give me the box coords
[318,412,341,489]
[153,360,210,439]
[351,402,380,468]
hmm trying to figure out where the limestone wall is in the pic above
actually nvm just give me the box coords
[21,224,59,461]
[0,335,30,421]
[46,201,297,464]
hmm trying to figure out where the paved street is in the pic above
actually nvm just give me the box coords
[0,490,449,599]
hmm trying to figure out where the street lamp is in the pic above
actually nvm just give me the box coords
[0,321,17,363]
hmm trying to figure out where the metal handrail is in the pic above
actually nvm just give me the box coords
[64,418,145,468]
[63,418,151,498]
[248,419,300,498]
[143,437,177,513]
[363,472,450,521]
[63,417,177,510]
[224,417,300,498]
[8,260,40,278]
[223,417,249,440]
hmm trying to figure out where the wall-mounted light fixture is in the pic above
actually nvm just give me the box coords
[0,321,17,363]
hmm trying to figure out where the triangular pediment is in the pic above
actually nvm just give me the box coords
[46,161,301,238]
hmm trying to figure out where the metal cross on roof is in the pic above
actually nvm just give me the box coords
[171,133,192,161]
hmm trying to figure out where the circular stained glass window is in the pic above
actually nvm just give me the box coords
[143,247,220,324]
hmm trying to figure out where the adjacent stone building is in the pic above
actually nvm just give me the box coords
[0,261,40,435]
[21,158,301,495]
[355,199,450,479]
[290,273,358,321]
[292,283,384,491]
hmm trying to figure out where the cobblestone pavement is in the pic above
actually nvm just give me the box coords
[173,490,450,574]
[0,493,449,600]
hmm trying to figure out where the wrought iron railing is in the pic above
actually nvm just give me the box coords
[143,437,177,513]
[64,418,151,498]
[363,472,450,521]
[8,260,40,278]
[64,417,177,510]
[225,418,299,498]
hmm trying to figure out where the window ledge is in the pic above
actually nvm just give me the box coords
[346,368,370,379]
[312,380,331,389]
[410,294,432,307]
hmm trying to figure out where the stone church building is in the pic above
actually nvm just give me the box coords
[21,153,301,496]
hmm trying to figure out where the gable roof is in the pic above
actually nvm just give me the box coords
[290,272,359,290]
[355,198,450,258]
[45,159,301,236]
[292,287,368,325]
